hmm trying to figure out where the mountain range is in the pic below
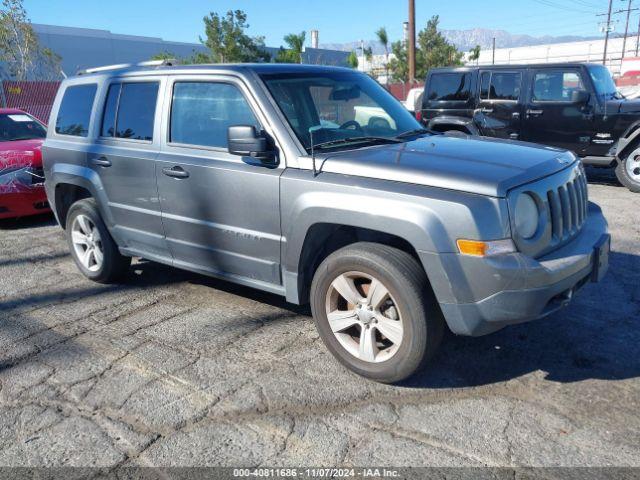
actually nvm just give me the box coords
[319,28,600,54]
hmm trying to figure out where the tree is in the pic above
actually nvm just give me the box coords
[347,51,358,69]
[150,49,213,65]
[469,44,481,65]
[375,26,389,80]
[0,0,62,79]
[150,51,176,62]
[276,31,306,63]
[388,16,461,83]
[416,15,463,77]
[388,40,424,83]
[200,10,270,63]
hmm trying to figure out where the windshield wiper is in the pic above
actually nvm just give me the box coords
[313,136,403,151]
[395,128,432,139]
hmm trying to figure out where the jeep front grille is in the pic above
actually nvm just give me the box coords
[546,166,588,244]
[508,162,589,258]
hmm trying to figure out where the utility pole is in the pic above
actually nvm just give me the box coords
[622,0,633,59]
[492,37,496,65]
[598,1,638,66]
[636,14,640,55]
[603,0,613,65]
[408,0,416,83]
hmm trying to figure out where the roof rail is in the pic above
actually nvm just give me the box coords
[77,58,178,76]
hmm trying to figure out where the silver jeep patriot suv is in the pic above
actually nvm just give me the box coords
[43,63,610,383]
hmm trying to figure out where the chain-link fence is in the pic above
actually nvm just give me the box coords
[0,80,60,124]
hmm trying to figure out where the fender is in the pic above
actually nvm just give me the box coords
[427,115,480,135]
[279,171,510,304]
[47,163,115,228]
[616,120,640,159]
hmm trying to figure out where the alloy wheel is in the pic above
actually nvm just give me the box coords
[71,214,104,272]
[325,271,403,363]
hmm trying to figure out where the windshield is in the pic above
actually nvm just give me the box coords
[0,113,46,142]
[588,65,621,99]
[260,71,423,151]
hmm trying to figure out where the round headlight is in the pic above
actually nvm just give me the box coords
[514,193,539,239]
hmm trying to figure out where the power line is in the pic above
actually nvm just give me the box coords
[531,0,600,14]
[596,0,639,64]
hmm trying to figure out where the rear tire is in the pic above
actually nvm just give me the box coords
[310,242,444,383]
[65,199,130,283]
[615,148,640,193]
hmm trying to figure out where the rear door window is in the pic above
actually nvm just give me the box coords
[427,73,471,102]
[532,70,584,102]
[169,82,260,149]
[55,84,97,137]
[101,82,158,141]
[479,72,522,101]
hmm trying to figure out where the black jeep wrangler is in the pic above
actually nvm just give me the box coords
[420,62,640,192]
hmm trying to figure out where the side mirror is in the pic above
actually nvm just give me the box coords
[571,90,590,105]
[228,125,275,161]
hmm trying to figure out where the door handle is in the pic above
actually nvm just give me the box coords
[91,157,112,167]
[526,109,544,116]
[512,112,520,119]
[481,108,494,114]
[162,166,190,179]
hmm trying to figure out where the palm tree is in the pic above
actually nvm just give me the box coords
[283,31,306,63]
[375,27,389,80]
[469,45,481,65]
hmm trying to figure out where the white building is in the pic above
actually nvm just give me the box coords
[469,35,640,76]
[357,53,395,83]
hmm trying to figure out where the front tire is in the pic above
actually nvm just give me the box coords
[616,148,640,193]
[310,242,444,383]
[65,199,131,283]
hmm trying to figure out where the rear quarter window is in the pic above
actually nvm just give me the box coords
[427,73,471,102]
[55,84,97,137]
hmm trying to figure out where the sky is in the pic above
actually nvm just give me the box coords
[23,0,623,48]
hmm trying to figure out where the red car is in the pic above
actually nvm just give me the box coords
[0,108,50,219]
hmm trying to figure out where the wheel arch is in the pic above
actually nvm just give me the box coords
[616,121,640,160]
[293,223,430,306]
[48,164,113,229]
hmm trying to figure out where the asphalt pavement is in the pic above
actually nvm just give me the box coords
[0,169,638,468]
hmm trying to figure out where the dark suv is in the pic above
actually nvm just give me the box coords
[420,63,640,192]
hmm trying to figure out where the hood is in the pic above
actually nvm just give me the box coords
[606,99,640,114]
[320,135,576,197]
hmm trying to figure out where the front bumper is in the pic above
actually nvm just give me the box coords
[420,202,609,336]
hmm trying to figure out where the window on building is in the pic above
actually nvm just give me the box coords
[170,82,260,148]
[427,73,471,102]
[532,71,585,102]
[55,84,97,137]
